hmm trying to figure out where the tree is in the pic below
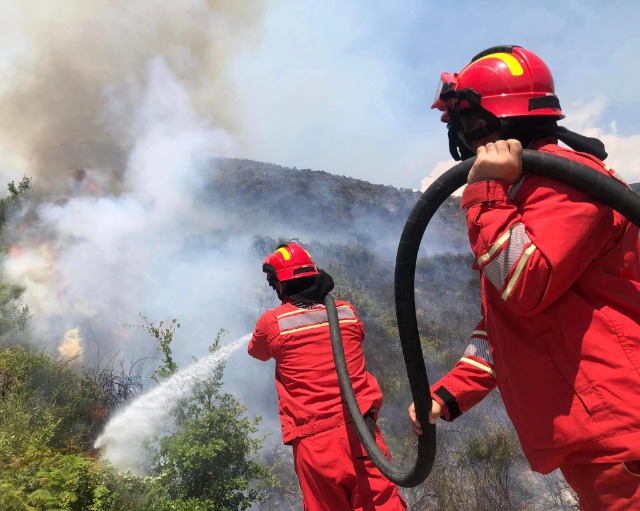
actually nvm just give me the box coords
[0,177,33,345]
[0,345,119,511]
[144,325,273,510]
[0,176,32,225]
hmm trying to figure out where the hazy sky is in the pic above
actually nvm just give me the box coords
[230,0,640,189]
[0,1,639,192]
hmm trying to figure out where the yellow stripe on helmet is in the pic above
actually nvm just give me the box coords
[476,53,524,76]
[276,247,291,260]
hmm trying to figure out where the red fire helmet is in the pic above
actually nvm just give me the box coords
[432,45,564,121]
[262,243,320,282]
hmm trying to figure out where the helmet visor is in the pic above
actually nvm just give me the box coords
[431,72,457,111]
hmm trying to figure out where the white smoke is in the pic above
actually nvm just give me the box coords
[0,2,272,365]
[0,1,268,191]
[2,58,256,365]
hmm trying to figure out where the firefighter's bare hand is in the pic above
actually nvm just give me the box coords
[468,139,523,184]
[408,400,442,436]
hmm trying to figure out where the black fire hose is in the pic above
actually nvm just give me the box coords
[327,149,640,488]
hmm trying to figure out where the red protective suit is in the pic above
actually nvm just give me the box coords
[430,140,640,475]
[249,299,406,511]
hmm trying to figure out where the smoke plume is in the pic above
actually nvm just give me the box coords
[0,1,272,369]
[0,0,266,193]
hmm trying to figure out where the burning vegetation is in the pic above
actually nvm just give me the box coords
[0,162,586,509]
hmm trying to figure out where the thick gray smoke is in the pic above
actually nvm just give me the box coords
[0,1,266,193]
[0,1,271,365]
[3,55,259,365]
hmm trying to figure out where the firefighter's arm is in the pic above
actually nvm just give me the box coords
[430,356,496,421]
[247,312,277,361]
[408,322,496,433]
[408,357,496,432]
[463,166,617,316]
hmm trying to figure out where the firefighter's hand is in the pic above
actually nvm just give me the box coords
[468,139,523,184]
[408,400,442,436]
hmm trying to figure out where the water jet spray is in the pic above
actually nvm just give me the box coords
[94,333,251,472]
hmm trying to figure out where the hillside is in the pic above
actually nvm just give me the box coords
[209,159,638,250]
[207,158,469,254]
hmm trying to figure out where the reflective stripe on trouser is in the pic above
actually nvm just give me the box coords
[560,461,640,511]
[291,421,407,511]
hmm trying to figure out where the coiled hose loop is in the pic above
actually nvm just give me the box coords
[328,149,640,487]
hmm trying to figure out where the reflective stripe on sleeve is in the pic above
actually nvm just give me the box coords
[479,223,534,295]
[277,305,356,334]
[501,244,537,300]
[460,356,496,377]
[477,229,511,266]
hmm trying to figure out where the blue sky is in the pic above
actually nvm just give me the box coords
[230,0,640,189]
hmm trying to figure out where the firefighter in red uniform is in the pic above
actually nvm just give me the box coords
[248,242,406,511]
[408,45,640,510]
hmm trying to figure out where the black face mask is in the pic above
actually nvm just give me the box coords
[446,114,608,162]
[446,107,500,161]
[447,126,476,161]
